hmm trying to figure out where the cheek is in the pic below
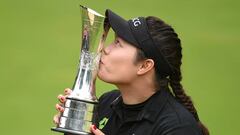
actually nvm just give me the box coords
[98,52,138,83]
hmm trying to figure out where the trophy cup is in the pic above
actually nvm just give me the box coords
[51,5,105,135]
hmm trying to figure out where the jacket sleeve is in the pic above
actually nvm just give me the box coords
[160,124,202,135]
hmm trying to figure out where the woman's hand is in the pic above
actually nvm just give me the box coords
[53,88,72,124]
[90,125,105,135]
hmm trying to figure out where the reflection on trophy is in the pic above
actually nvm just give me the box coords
[51,5,105,135]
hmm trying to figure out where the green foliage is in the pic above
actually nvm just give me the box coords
[0,0,239,134]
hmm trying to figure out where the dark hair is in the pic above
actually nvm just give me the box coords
[135,16,209,135]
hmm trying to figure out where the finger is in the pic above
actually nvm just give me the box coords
[90,125,105,135]
[57,94,66,103]
[64,88,72,95]
[53,113,60,124]
[55,103,64,112]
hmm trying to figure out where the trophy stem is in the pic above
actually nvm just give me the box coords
[70,50,100,103]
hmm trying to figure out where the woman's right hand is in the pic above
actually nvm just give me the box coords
[53,88,72,125]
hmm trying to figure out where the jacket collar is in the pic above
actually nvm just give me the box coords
[139,89,170,122]
[110,89,171,122]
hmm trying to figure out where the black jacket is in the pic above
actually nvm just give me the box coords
[97,89,203,135]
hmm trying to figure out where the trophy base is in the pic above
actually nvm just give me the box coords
[51,127,92,135]
[51,98,97,135]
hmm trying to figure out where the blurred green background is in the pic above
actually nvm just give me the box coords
[0,0,239,134]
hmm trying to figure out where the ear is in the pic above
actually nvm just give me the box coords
[137,59,155,75]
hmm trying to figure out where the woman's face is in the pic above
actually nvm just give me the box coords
[98,36,140,85]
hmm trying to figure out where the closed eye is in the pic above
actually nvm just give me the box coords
[114,39,121,47]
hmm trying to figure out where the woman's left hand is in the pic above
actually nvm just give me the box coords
[90,125,105,135]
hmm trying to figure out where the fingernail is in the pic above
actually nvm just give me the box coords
[93,125,97,130]
[60,97,65,102]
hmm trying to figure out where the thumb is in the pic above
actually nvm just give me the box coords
[90,125,105,135]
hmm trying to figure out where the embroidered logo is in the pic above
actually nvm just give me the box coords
[132,18,141,27]
[99,117,109,129]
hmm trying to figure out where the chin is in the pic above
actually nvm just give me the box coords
[97,72,116,84]
[97,72,108,82]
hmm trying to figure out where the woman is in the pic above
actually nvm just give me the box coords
[54,9,209,135]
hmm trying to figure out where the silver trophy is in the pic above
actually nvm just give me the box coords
[51,5,106,135]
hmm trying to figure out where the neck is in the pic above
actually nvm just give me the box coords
[116,77,157,105]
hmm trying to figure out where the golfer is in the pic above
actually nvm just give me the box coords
[54,9,209,135]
